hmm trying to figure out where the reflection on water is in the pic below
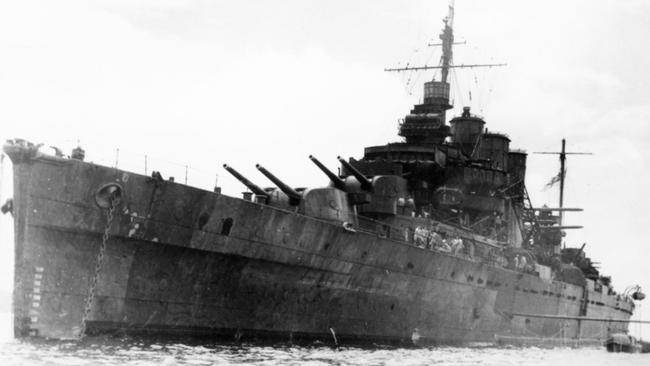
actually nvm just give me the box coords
[0,314,646,366]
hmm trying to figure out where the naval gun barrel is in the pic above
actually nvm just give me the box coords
[255,164,302,201]
[533,207,584,212]
[538,225,584,230]
[337,156,372,191]
[222,164,269,197]
[309,155,346,190]
[571,243,587,263]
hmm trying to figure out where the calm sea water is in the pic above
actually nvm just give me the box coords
[0,314,646,366]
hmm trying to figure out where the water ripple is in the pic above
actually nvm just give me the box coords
[1,336,648,366]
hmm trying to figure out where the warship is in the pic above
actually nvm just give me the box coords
[1,5,646,345]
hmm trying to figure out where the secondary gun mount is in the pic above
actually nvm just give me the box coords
[255,164,302,204]
[337,156,372,191]
[222,164,269,198]
[309,155,346,190]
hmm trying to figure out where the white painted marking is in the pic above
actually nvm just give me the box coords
[35,267,44,273]
[34,273,42,280]
[30,317,38,323]
[33,295,41,301]
[33,280,41,287]
[32,302,39,308]
[33,288,40,294]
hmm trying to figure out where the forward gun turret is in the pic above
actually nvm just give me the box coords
[309,155,346,190]
[338,156,373,191]
[223,164,269,199]
[256,164,301,205]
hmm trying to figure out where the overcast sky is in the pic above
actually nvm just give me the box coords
[1,0,649,336]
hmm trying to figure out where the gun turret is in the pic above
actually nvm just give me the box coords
[337,156,372,191]
[222,164,269,198]
[309,155,346,190]
[255,164,301,204]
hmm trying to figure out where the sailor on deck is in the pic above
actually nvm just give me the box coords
[439,238,452,253]
[514,254,527,271]
[429,230,443,249]
[450,236,464,256]
[414,226,428,248]
[519,255,528,271]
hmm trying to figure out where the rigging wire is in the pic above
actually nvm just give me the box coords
[403,47,420,95]
[407,43,439,96]
[0,155,4,252]
[637,303,643,340]
[474,69,484,114]
[451,68,465,111]
[479,57,499,116]
[0,154,3,206]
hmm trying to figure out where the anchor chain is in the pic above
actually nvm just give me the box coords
[79,196,117,339]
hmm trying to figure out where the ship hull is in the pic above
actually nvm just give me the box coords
[7,149,633,344]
